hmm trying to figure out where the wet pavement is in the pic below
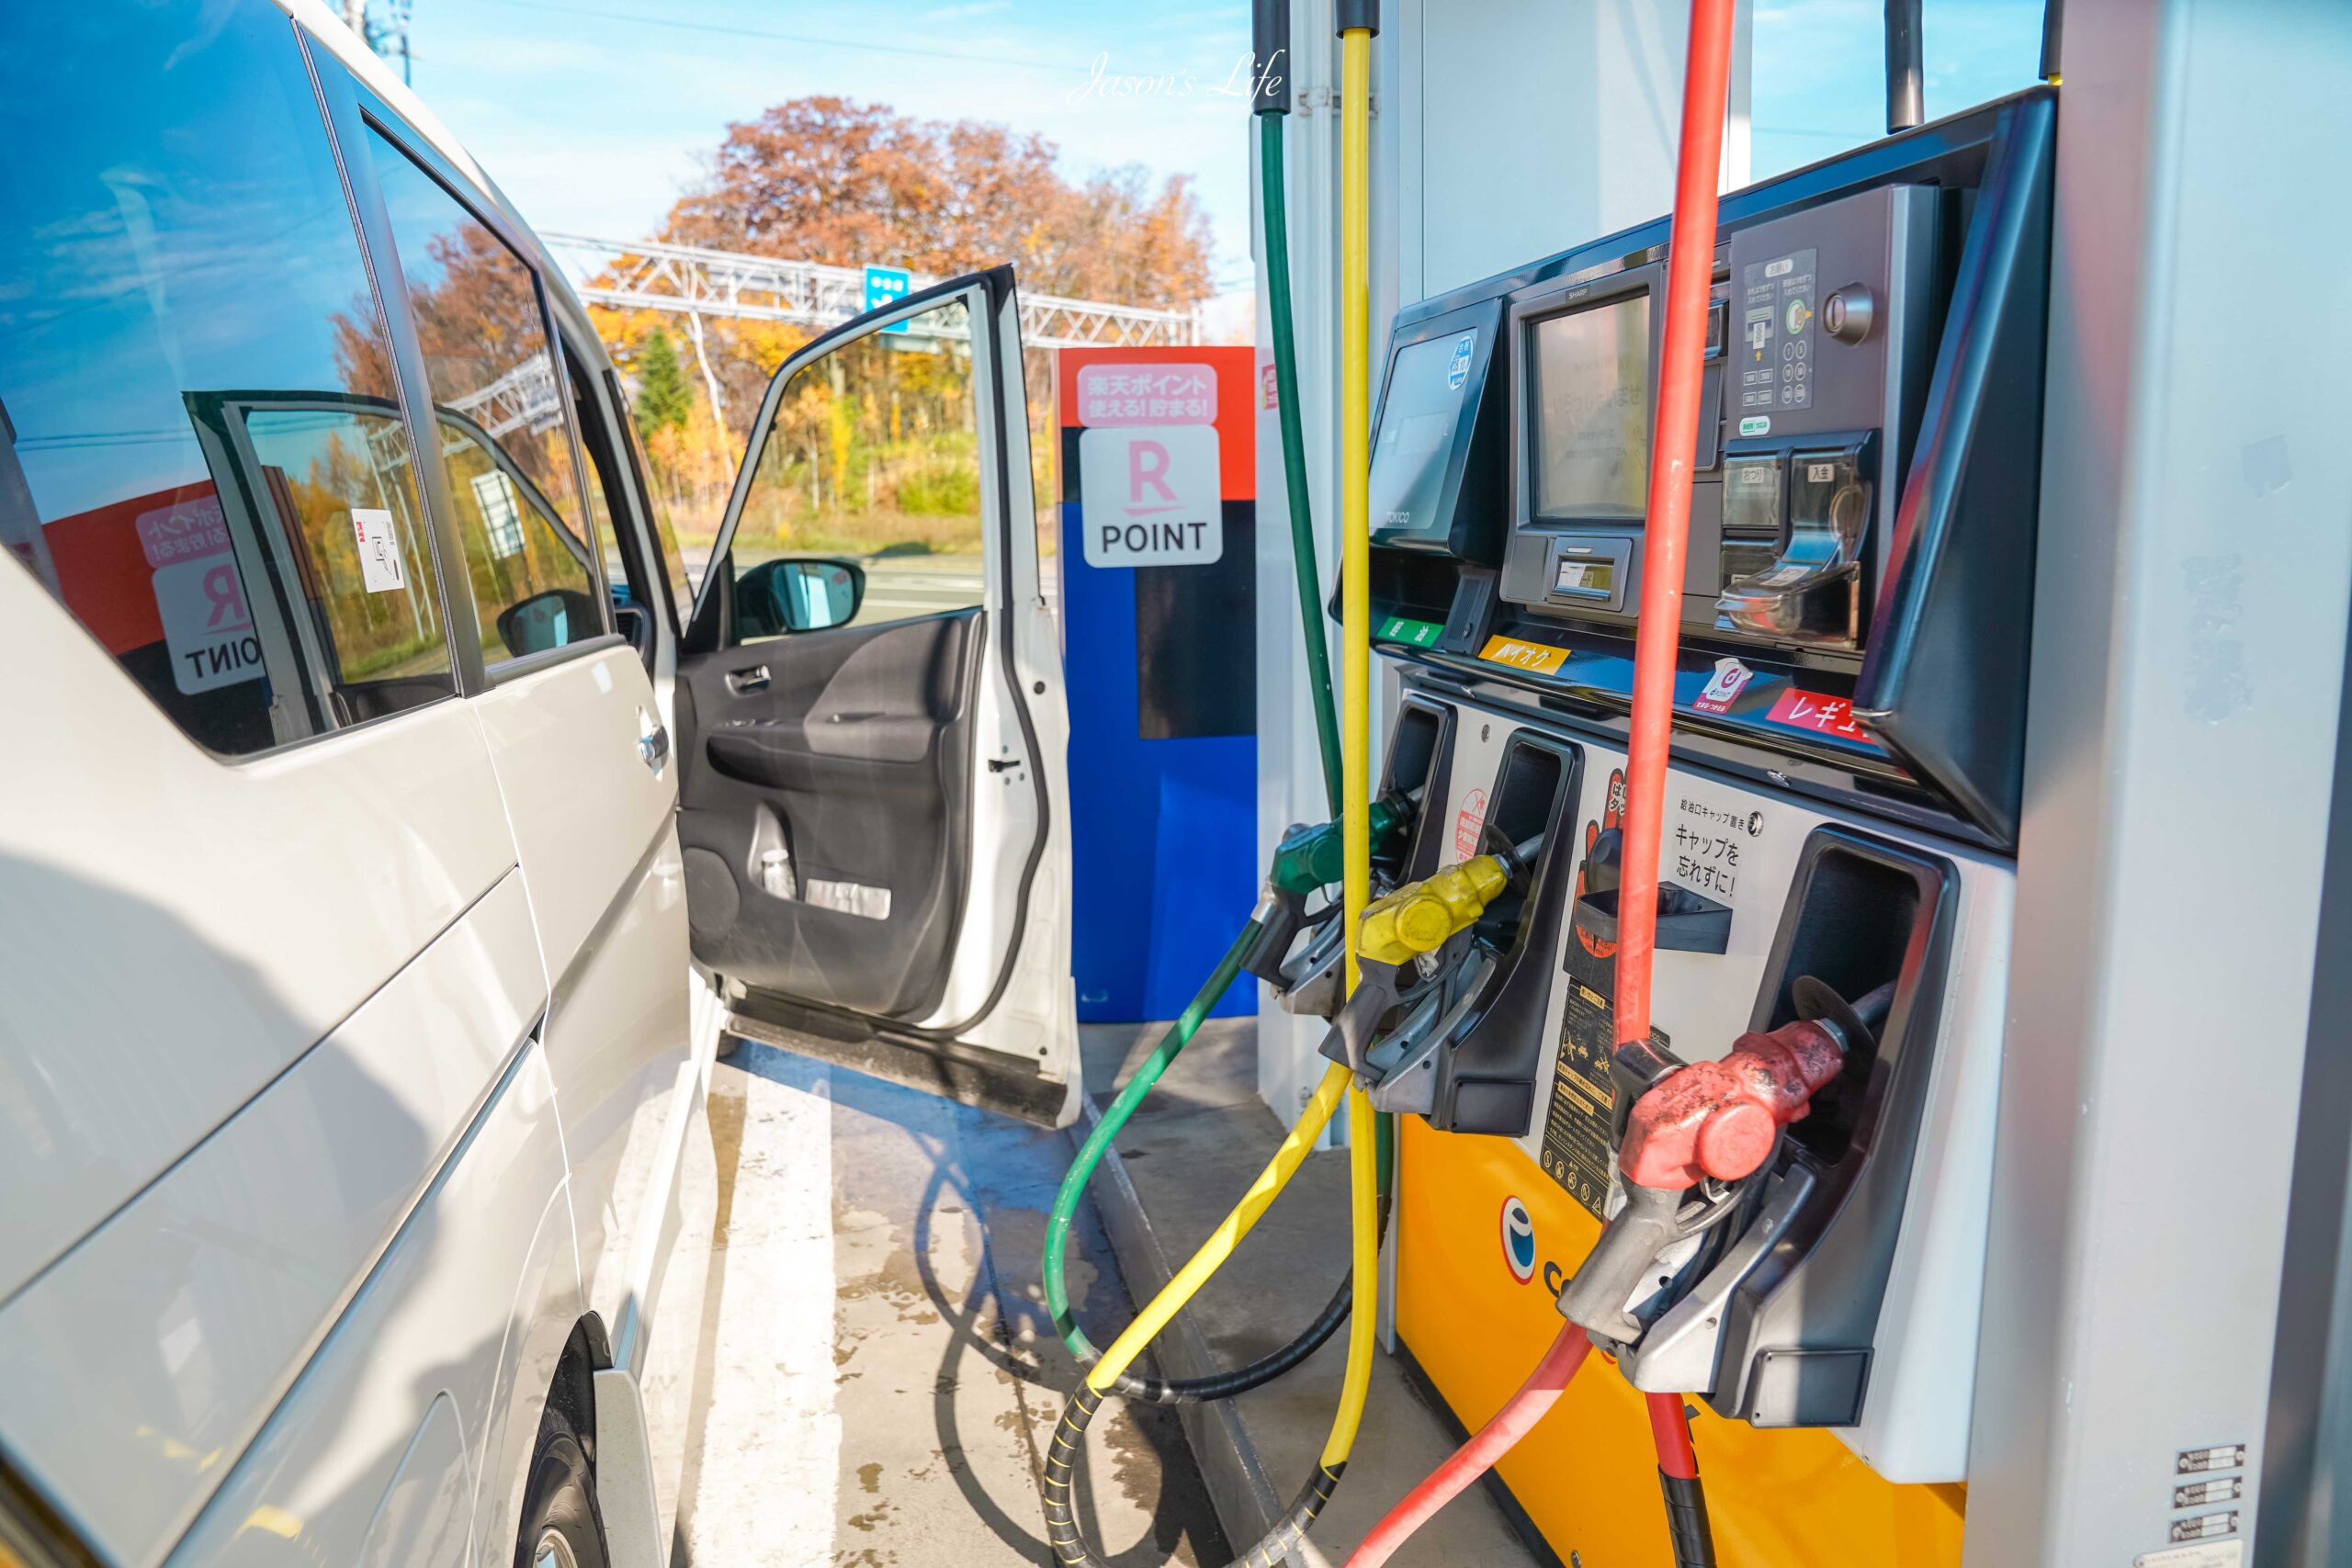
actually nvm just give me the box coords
[673,1039,1227,1567]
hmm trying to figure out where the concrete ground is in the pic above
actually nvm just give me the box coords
[1074,1020,1541,1568]
[672,1039,1227,1567]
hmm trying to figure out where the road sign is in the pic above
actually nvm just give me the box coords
[864,265,912,333]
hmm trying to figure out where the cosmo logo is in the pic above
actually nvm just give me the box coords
[1500,1196,1538,1283]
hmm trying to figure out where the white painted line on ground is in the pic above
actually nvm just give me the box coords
[681,1062,839,1567]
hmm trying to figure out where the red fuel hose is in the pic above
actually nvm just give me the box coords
[1614,0,1737,1051]
[1647,1392,1718,1568]
[1338,3,1738,1561]
[1646,1389,1700,1478]
[1342,1325,1593,1568]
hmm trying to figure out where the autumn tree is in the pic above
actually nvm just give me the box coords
[663,96,1214,311]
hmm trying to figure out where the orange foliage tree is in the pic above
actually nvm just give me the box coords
[587,97,1213,550]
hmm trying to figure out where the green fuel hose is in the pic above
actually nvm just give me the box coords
[1263,109,1343,818]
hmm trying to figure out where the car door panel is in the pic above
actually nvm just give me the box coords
[164,1044,575,1568]
[0,578,517,1312]
[679,609,982,1019]
[0,870,544,1568]
[676,267,1077,1122]
[469,617,691,1375]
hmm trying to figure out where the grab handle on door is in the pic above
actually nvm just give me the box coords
[727,665,771,694]
[637,714,671,774]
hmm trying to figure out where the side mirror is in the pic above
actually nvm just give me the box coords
[738,557,865,637]
[495,586,601,659]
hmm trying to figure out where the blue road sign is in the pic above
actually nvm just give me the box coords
[863,265,912,333]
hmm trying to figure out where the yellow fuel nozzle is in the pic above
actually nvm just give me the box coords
[1357,855,1510,966]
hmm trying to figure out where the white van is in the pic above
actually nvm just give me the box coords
[0,3,1076,1564]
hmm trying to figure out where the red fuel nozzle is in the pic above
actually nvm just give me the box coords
[1617,1019,1848,1190]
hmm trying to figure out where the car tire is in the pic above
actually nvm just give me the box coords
[514,1405,609,1568]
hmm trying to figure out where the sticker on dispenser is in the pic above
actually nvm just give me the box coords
[2134,1547,2241,1568]
[2177,1445,2247,1475]
[2167,1513,2240,1545]
[1692,657,1756,714]
[1766,687,1878,747]
[1478,635,1568,675]
[1446,332,1476,390]
[1453,786,1489,862]
[1739,415,1772,436]
[2175,1478,2242,1509]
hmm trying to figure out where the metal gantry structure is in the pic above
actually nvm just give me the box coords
[540,233,1201,351]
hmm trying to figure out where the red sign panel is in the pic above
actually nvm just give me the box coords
[1765,687,1876,746]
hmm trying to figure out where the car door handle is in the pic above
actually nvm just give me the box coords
[639,722,671,773]
[728,665,770,694]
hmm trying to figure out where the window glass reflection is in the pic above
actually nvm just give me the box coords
[359,130,601,665]
[0,3,451,755]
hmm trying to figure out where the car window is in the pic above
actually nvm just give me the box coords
[0,1,454,757]
[356,129,605,667]
[730,296,986,642]
[608,375,696,626]
[564,355,665,658]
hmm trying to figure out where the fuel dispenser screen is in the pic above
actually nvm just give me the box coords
[1368,330,1478,539]
[1531,293,1651,520]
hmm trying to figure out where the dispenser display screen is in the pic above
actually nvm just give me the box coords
[1368,329,1480,539]
[1531,293,1651,520]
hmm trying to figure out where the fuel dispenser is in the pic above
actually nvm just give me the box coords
[1042,0,2060,1562]
[1346,66,2053,1568]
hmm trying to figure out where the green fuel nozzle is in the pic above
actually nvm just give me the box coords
[1239,793,1416,987]
[1272,792,1410,896]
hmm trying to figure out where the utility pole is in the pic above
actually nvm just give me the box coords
[340,0,414,85]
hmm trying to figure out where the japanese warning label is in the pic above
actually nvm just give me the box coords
[1544,981,1625,1217]
[1540,768,1668,1220]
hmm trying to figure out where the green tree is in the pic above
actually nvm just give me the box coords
[633,327,693,441]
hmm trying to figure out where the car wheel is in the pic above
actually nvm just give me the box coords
[514,1406,608,1568]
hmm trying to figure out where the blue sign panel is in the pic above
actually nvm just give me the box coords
[863,265,912,333]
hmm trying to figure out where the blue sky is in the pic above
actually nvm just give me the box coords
[401,0,2047,310]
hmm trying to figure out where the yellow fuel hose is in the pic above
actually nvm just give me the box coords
[1080,1059,1351,1393]
[1340,21,1373,1000]
[1326,6,1378,1482]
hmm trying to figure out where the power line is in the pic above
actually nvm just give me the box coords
[470,0,1081,74]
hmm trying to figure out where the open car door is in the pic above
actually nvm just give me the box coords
[673,266,1079,1123]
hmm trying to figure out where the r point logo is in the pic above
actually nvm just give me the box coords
[1500,1196,1537,1284]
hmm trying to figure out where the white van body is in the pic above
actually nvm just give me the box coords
[0,2,1076,1564]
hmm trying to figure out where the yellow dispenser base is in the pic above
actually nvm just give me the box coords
[1395,1116,1966,1566]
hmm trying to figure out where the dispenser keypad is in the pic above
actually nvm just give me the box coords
[1740,246,1819,416]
